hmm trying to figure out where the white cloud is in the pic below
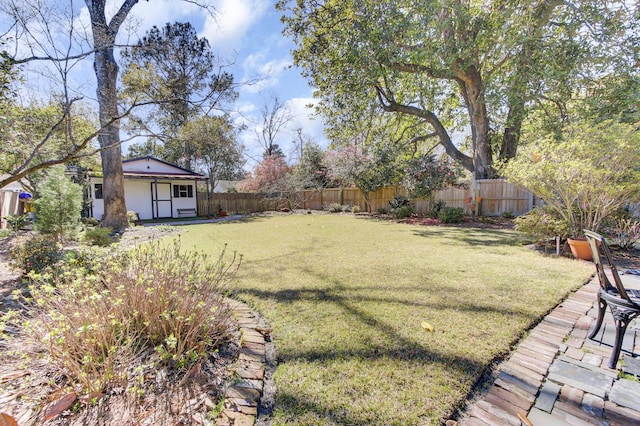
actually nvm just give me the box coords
[241,52,292,94]
[285,97,327,147]
[200,0,270,53]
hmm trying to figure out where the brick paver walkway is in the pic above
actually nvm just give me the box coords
[461,274,640,426]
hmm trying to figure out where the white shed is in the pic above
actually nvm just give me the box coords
[0,177,27,229]
[89,156,205,221]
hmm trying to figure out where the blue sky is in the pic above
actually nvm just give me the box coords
[123,0,326,166]
[2,0,325,168]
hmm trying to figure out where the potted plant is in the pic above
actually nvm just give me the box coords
[500,119,640,260]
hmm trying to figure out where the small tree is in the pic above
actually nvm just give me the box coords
[323,145,396,212]
[404,154,464,209]
[35,166,83,241]
[238,156,301,210]
[500,119,640,239]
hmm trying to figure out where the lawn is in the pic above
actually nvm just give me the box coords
[178,214,593,425]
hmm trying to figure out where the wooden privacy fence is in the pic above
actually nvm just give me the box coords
[197,179,537,217]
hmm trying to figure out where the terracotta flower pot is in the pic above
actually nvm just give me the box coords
[567,238,592,261]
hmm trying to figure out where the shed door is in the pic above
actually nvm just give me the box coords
[151,182,172,219]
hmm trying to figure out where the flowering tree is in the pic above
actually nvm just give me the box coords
[239,155,303,210]
[404,154,464,205]
[238,156,291,192]
[323,145,396,212]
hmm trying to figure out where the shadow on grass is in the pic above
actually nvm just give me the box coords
[411,226,522,247]
[236,271,540,423]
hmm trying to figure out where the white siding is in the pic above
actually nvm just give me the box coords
[127,180,154,219]
[124,158,190,174]
[90,177,105,220]
[88,177,199,221]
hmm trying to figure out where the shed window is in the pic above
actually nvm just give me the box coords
[173,184,193,198]
[94,184,103,199]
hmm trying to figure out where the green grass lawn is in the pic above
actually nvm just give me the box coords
[178,214,593,425]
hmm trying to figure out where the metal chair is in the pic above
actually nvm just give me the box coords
[584,230,640,368]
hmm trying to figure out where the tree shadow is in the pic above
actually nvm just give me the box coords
[234,269,544,422]
[411,226,522,247]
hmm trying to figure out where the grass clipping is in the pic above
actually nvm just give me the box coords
[0,239,241,424]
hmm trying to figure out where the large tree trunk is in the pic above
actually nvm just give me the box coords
[95,48,129,230]
[500,102,522,161]
[85,0,139,231]
[457,67,493,179]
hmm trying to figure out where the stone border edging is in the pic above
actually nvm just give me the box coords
[460,279,600,425]
[216,299,268,425]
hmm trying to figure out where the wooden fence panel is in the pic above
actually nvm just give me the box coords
[198,180,535,217]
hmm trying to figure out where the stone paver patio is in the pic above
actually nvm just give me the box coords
[461,273,640,426]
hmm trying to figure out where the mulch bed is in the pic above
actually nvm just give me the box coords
[0,227,239,425]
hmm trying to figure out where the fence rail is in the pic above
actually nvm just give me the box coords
[197,179,538,217]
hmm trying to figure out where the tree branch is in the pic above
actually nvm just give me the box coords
[375,85,473,171]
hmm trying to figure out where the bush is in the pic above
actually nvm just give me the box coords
[83,227,113,246]
[377,207,388,215]
[500,119,640,238]
[428,201,446,219]
[35,166,83,241]
[81,216,100,227]
[394,205,414,219]
[5,213,30,233]
[606,216,640,250]
[11,235,63,273]
[127,211,141,225]
[438,207,464,223]
[10,239,240,395]
[389,196,410,210]
[514,206,571,243]
[328,203,343,213]
[351,205,361,214]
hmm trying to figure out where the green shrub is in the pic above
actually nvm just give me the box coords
[502,211,515,219]
[438,206,464,223]
[351,205,361,214]
[514,206,571,242]
[83,227,113,246]
[5,214,30,233]
[429,201,446,219]
[81,217,100,227]
[35,166,83,241]
[377,207,388,214]
[11,235,63,273]
[328,203,343,213]
[394,205,413,219]
[127,211,141,225]
[10,239,240,395]
[389,196,410,210]
[606,216,640,250]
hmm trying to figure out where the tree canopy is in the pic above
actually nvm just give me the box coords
[177,114,245,192]
[121,21,237,170]
[277,0,638,178]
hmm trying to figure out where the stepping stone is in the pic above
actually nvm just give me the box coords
[527,408,572,426]
[534,381,561,413]
[547,360,613,398]
[609,378,640,412]
[621,356,640,377]
[589,322,636,354]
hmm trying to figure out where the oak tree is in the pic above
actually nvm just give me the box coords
[277,0,637,178]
